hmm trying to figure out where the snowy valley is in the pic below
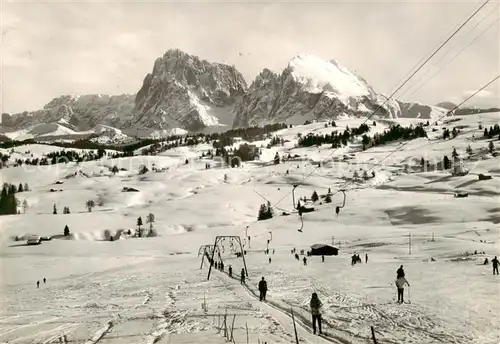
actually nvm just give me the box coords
[1,111,499,344]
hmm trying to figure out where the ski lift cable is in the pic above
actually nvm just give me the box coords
[405,9,499,99]
[333,75,500,194]
[392,0,490,95]
[268,1,492,211]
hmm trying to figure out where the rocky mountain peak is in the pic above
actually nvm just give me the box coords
[133,49,248,131]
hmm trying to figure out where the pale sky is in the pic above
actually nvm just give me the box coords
[1,0,499,114]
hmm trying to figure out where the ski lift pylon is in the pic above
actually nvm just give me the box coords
[335,189,346,216]
[298,214,304,232]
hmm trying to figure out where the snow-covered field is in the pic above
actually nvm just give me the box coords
[1,113,499,344]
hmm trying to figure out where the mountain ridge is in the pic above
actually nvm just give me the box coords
[3,49,453,137]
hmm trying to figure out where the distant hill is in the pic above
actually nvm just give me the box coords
[436,102,499,116]
[435,102,457,110]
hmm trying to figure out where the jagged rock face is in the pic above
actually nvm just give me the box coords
[233,54,443,128]
[133,49,247,131]
[3,94,135,131]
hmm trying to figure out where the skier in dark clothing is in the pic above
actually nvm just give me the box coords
[365,254,368,263]
[310,293,322,335]
[303,257,307,266]
[43,278,46,284]
[240,268,246,284]
[322,255,324,262]
[484,258,489,265]
[36,280,40,288]
[397,265,405,278]
[258,277,268,301]
[228,265,232,277]
[492,256,499,275]
[269,257,272,264]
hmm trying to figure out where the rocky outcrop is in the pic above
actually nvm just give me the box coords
[233,54,446,128]
[132,49,247,131]
[2,94,135,131]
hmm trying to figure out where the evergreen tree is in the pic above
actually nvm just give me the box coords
[484,128,488,137]
[443,155,451,170]
[452,127,458,138]
[274,152,280,165]
[311,191,319,202]
[452,148,458,158]
[488,141,495,154]
[257,202,273,221]
[325,194,332,203]
[18,183,23,192]
[363,170,369,179]
[23,183,29,191]
[265,201,273,219]
[64,225,70,236]
[443,129,450,140]
[0,184,18,215]
[86,200,95,212]
[53,203,57,214]
[111,166,119,174]
[22,199,28,213]
[353,170,359,179]
[146,213,155,233]
[137,217,143,237]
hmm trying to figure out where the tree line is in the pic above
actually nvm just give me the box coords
[0,182,30,215]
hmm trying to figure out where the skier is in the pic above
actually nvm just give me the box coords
[310,292,323,335]
[36,280,40,288]
[322,255,325,262]
[240,268,246,284]
[397,265,405,278]
[492,256,499,275]
[484,258,489,265]
[228,265,232,277]
[43,277,46,284]
[258,277,268,301]
[269,257,272,264]
[303,257,307,266]
[365,254,368,263]
[395,275,410,304]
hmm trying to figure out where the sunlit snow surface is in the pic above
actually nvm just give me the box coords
[1,113,499,344]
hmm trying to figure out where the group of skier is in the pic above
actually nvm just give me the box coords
[213,243,499,337]
[36,278,47,288]
[351,253,368,265]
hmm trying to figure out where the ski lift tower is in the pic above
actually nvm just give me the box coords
[207,236,248,281]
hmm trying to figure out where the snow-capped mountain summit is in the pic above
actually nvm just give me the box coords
[233,54,446,128]
[132,49,247,131]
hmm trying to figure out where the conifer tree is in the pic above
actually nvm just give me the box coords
[311,191,319,202]
[488,141,495,154]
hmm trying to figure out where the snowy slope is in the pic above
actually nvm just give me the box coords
[289,55,372,101]
[1,114,499,342]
